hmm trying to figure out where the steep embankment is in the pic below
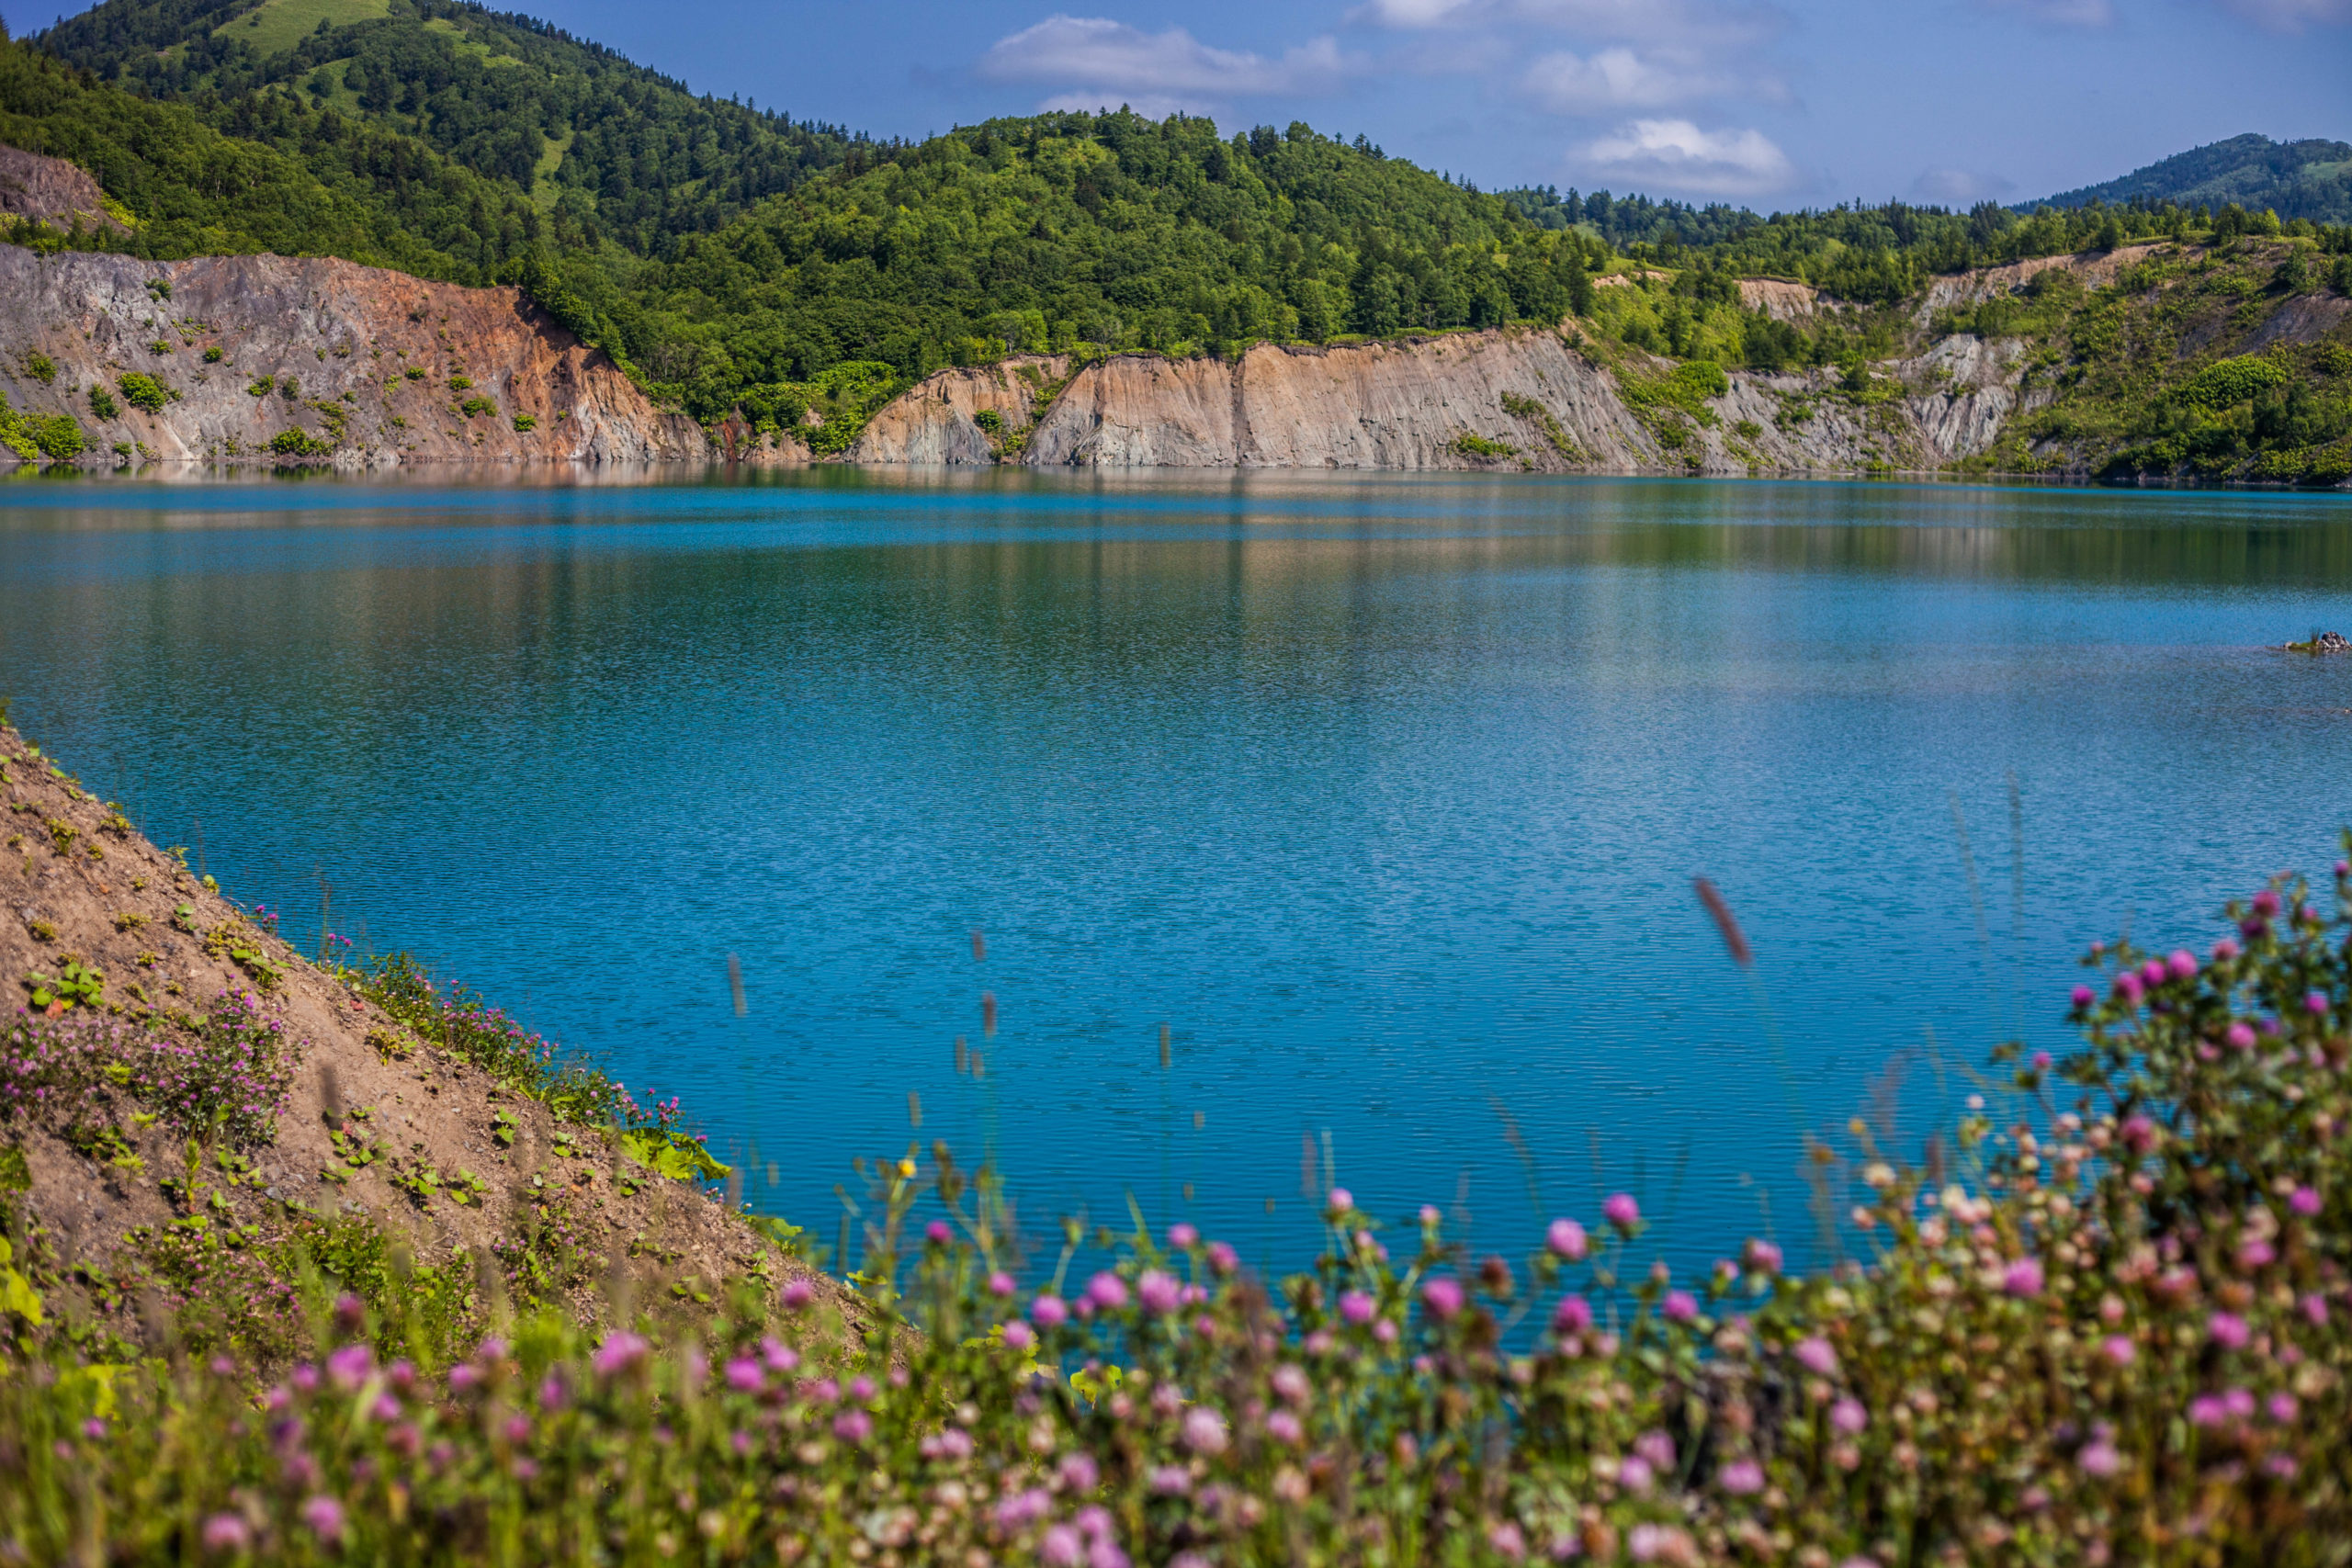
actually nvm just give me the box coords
[851,239,2351,484]
[0,721,849,1345]
[0,240,720,468]
[854,327,2029,476]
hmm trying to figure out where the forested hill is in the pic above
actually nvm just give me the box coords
[589,112,1605,424]
[0,32,540,279]
[2027,133,2352,225]
[31,0,862,252]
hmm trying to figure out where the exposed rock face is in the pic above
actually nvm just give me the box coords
[849,355,1069,463]
[0,143,124,231]
[1903,334,2032,462]
[1916,244,2165,319]
[988,327,2035,475]
[0,244,716,468]
[1737,279,1833,321]
[2246,295,2351,351]
[1023,333,1657,471]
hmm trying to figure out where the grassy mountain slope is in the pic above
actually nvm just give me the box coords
[2029,132,2352,225]
[33,0,857,254]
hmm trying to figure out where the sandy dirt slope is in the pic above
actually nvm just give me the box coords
[0,720,866,1345]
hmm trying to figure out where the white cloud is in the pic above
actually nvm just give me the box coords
[1521,45,1783,108]
[1909,167,2018,205]
[2209,0,2351,26]
[1355,0,1789,122]
[1577,118,1796,197]
[1981,0,2116,26]
[1521,48,1717,108]
[978,17,1352,113]
[1354,0,1480,22]
[1359,0,1786,47]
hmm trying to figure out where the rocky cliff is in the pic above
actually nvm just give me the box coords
[848,326,2030,477]
[849,355,1070,463]
[0,244,718,468]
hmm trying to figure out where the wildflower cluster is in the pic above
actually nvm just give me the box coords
[9,862,2352,1563]
[1,988,303,1146]
[356,954,628,1125]
[140,987,301,1145]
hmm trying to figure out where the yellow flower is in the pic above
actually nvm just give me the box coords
[899,1158,918,1179]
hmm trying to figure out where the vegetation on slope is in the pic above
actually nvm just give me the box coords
[1956,241,2352,485]
[0,717,802,1383]
[32,0,860,254]
[7,702,2352,1562]
[2029,132,2352,226]
[0,33,537,280]
[591,111,1607,425]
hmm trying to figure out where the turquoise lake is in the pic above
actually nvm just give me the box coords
[6,468,2352,1278]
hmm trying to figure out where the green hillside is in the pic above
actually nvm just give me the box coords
[594,112,1604,430]
[0,33,534,279]
[33,0,859,253]
[2029,133,2352,225]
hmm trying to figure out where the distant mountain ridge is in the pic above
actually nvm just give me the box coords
[2026,132,2352,223]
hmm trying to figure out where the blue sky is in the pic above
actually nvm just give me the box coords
[7,0,2347,208]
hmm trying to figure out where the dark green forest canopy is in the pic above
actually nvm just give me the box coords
[592,112,1614,417]
[33,0,861,253]
[0,35,533,278]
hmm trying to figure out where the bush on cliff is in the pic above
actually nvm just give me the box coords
[0,392,84,460]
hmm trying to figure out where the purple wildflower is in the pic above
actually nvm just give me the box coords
[300,1495,345,1544]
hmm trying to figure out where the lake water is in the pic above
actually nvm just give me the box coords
[6,468,2352,1280]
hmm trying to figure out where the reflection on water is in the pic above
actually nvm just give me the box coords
[5,470,2351,1277]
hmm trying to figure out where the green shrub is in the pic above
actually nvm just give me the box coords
[267,428,331,457]
[2177,354,2290,410]
[116,373,167,413]
[22,352,54,385]
[245,376,273,397]
[1450,431,1517,457]
[0,394,85,461]
[512,413,537,432]
[201,345,222,364]
[85,386,118,420]
[458,396,494,418]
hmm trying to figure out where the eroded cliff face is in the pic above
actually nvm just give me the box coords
[849,355,1069,463]
[0,245,716,468]
[0,145,124,231]
[865,326,2038,476]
